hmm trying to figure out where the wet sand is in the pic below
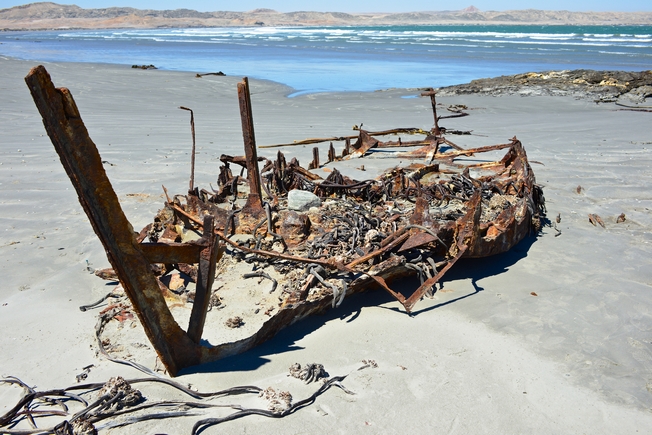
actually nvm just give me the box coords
[1,56,652,433]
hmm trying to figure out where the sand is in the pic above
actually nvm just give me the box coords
[1,55,652,433]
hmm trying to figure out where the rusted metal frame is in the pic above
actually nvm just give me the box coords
[441,137,465,151]
[25,65,201,376]
[288,163,322,181]
[168,199,414,307]
[169,203,334,267]
[188,215,224,343]
[259,128,428,149]
[347,232,410,268]
[261,136,351,149]
[437,142,514,159]
[457,160,509,170]
[402,191,482,312]
[328,143,336,163]
[403,246,467,312]
[27,65,545,374]
[171,201,382,271]
[308,146,320,169]
[220,154,266,168]
[237,77,264,217]
[317,179,375,190]
[365,132,443,150]
[344,130,379,159]
[343,138,351,156]
[375,139,430,148]
[26,66,239,376]
[140,242,205,264]
[353,127,429,136]
[388,141,514,161]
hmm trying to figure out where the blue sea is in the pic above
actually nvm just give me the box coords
[1,25,651,95]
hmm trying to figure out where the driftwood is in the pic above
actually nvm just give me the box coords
[26,65,545,376]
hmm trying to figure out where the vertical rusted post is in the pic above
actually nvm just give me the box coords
[179,106,196,193]
[237,77,264,216]
[343,138,350,157]
[188,215,222,343]
[309,146,320,169]
[420,88,441,136]
[328,142,335,163]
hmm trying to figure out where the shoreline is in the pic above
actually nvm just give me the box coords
[1,57,652,433]
[3,53,651,101]
[3,25,651,96]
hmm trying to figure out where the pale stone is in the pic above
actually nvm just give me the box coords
[288,189,321,211]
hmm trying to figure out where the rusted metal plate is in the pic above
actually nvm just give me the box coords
[398,232,438,252]
[139,242,204,264]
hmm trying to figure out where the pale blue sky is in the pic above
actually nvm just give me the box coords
[0,0,650,13]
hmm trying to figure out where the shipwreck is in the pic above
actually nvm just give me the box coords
[25,65,545,376]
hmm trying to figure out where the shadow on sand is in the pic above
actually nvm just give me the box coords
[181,233,540,375]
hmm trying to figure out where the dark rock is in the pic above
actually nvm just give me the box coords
[437,69,652,100]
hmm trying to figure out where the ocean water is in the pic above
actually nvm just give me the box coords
[1,25,651,95]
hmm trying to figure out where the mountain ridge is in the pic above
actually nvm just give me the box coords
[1,2,651,30]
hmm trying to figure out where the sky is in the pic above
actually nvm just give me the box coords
[0,0,650,13]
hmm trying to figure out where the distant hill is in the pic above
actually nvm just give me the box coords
[1,2,651,30]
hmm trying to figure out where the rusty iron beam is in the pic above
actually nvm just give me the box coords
[401,191,483,312]
[328,142,336,163]
[237,77,264,217]
[308,146,320,169]
[420,88,441,136]
[24,65,246,376]
[436,141,514,158]
[259,127,429,149]
[25,65,201,376]
[187,215,223,343]
[140,242,204,264]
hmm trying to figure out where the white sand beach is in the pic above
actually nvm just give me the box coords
[1,56,652,433]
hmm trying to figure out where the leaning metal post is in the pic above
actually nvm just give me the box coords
[25,65,225,376]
